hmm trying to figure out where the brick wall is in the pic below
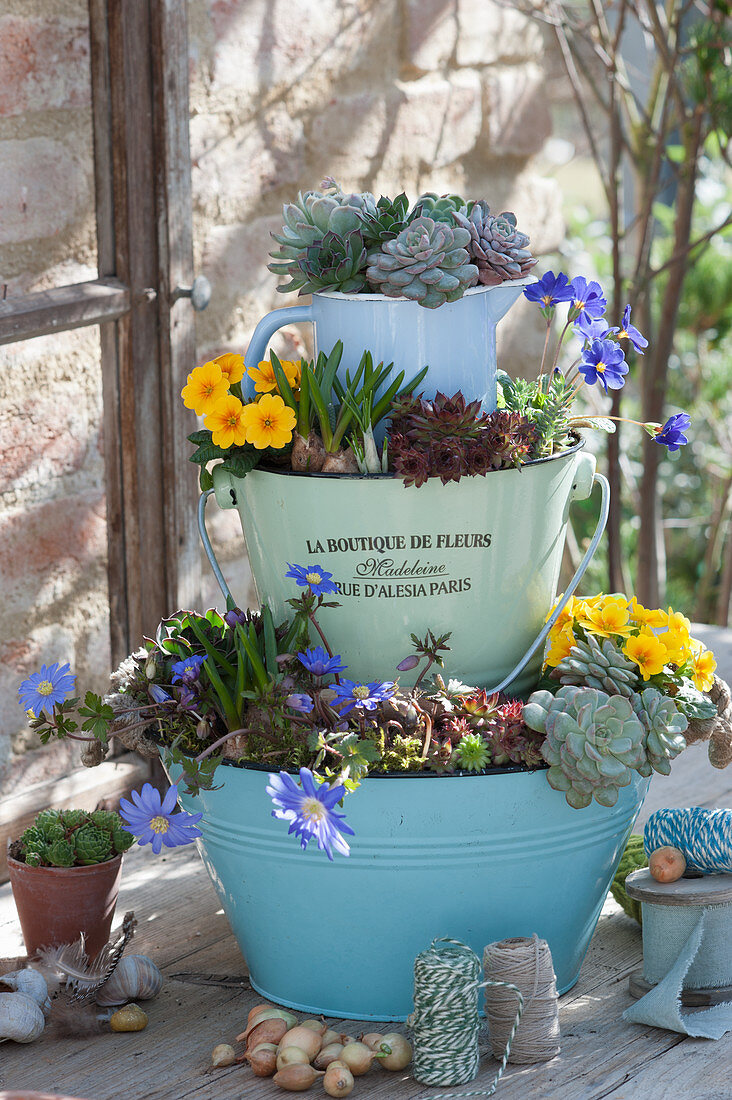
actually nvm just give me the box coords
[0,0,562,792]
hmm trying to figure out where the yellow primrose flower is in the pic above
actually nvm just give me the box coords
[626,596,667,630]
[544,621,577,668]
[204,395,248,449]
[656,625,691,666]
[689,646,716,692]
[213,352,245,386]
[248,358,302,394]
[579,596,633,639]
[181,361,229,416]
[241,393,296,450]
[662,607,692,636]
[545,594,577,631]
[623,631,669,682]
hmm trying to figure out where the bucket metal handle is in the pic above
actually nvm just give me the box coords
[198,471,610,690]
[484,471,610,696]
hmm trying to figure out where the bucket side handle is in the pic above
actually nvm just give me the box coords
[484,471,610,696]
[243,303,314,395]
[198,487,234,606]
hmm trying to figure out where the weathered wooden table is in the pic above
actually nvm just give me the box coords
[1,736,730,1100]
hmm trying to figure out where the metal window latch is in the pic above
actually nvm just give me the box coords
[172,275,212,311]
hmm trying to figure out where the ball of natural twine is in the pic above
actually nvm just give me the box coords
[483,935,560,1064]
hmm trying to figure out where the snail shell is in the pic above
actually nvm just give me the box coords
[0,969,51,1016]
[0,992,46,1043]
[95,955,163,1006]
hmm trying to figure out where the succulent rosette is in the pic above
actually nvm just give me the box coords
[454,201,537,286]
[366,216,478,309]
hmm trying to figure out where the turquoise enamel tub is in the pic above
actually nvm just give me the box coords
[201,441,608,696]
[170,762,649,1021]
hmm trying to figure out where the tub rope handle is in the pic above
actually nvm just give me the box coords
[198,472,610,688]
[483,471,610,696]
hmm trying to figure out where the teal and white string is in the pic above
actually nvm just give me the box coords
[644,807,732,873]
[409,938,524,1099]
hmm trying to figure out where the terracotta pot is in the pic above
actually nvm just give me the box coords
[7,854,122,960]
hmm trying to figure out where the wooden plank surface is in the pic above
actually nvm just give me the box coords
[1,744,730,1099]
[0,279,129,345]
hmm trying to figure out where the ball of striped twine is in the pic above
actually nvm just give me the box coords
[409,938,523,1099]
[644,807,732,873]
[483,935,560,1063]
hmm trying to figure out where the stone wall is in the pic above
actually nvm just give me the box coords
[0,0,562,791]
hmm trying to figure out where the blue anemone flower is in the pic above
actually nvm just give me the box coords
[570,276,607,323]
[332,678,395,715]
[266,767,355,860]
[18,662,76,716]
[578,338,628,392]
[297,646,347,677]
[285,563,339,597]
[654,412,691,452]
[171,655,206,685]
[286,693,314,714]
[523,271,574,308]
[119,783,203,855]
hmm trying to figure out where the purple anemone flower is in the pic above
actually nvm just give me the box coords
[574,314,610,343]
[297,646,347,677]
[654,412,691,452]
[285,563,339,597]
[286,692,314,714]
[18,662,76,716]
[570,276,607,323]
[119,783,203,855]
[578,338,629,392]
[171,654,206,685]
[332,678,395,715]
[614,304,648,354]
[523,271,574,309]
[266,767,354,860]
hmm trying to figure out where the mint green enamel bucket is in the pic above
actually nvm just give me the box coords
[200,441,608,694]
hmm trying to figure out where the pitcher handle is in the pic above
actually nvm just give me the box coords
[243,303,314,396]
[198,487,234,605]
[484,471,610,696]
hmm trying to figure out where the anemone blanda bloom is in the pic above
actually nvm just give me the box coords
[266,767,354,860]
[119,784,203,855]
[241,393,296,450]
[654,413,691,452]
[579,338,628,392]
[286,563,339,597]
[297,646,347,677]
[18,662,76,716]
[171,654,206,684]
[332,678,395,714]
[523,271,574,309]
[286,693,314,714]
[181,361,229,416]
[204,394,249,448]
[570,276,607,323]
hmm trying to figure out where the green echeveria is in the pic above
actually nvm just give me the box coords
[61,809,89,830]
[74,824,113,865]
[268,185,376,284]
[90,809,121,832]
[287,229,368,295]
[366,216,478,309]
[630,688,688,776]
[523,685,647,809]
[46,838,76,867]
[556,633,639,698]
[411,191,468,223]
[112,826,135,855]
[452,732,490,772]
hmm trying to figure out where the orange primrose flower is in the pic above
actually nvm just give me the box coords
[248,358,302,394]
[213,352,245,386]
[623,632,669,681]
[181,361,229,416]
[241,393,296,450]
[204,395,248,449]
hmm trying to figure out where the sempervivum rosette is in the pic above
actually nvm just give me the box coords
[523,685,647,809]
[366,216,478,309]
[453,201,536,286]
